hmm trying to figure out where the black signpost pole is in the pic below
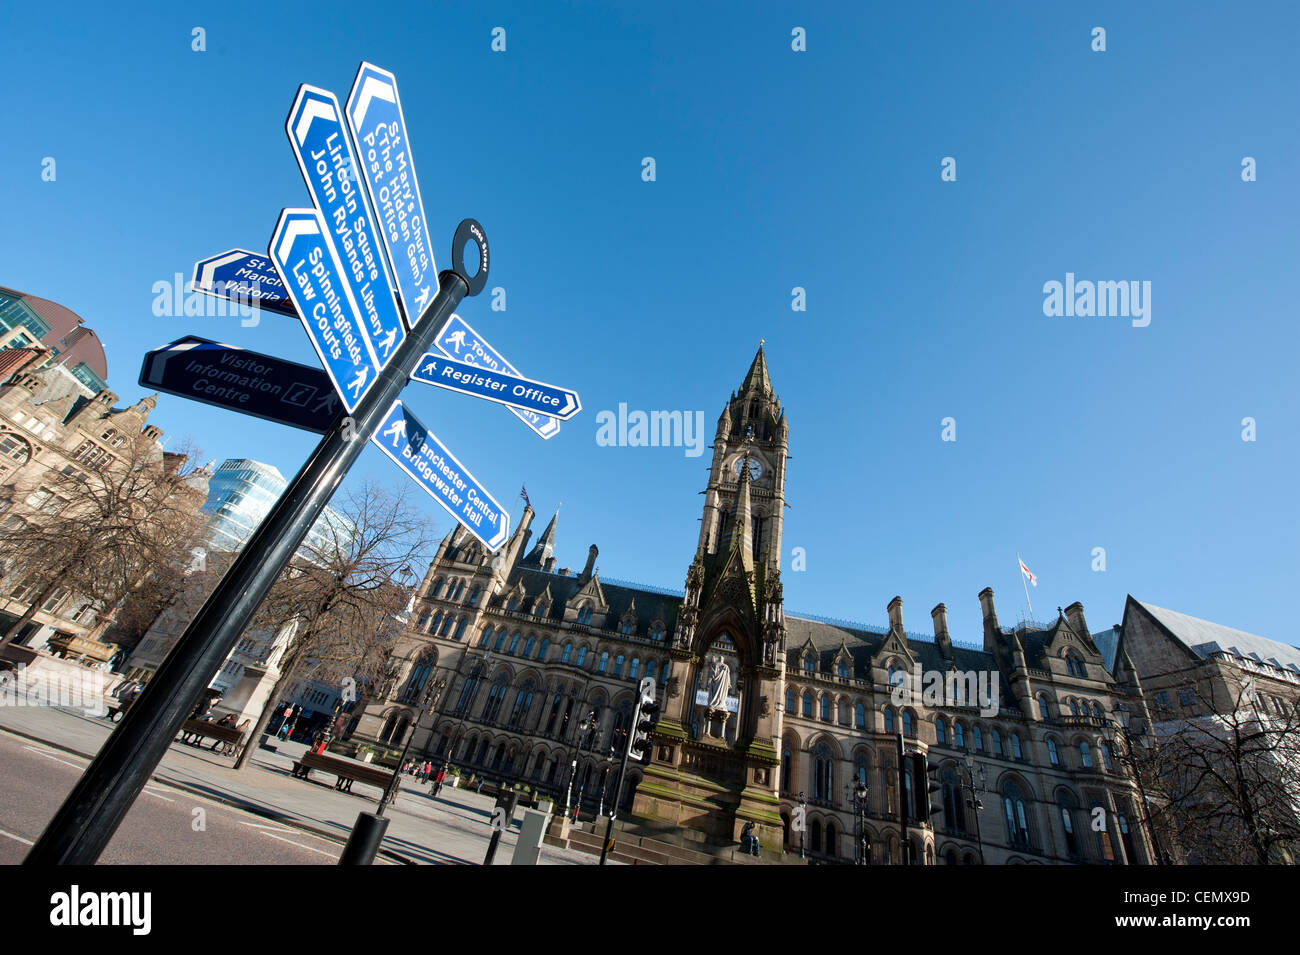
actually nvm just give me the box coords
[24,222,487,866]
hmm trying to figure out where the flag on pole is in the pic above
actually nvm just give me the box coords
[1019,556,1037,587]
[519,485,531,508]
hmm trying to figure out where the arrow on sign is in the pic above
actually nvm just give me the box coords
[268,208,383,413]
[434,314,562,440]
[138,336,340,433]
[410,353,582,420]
[190,249,296,317]
[370,399,511,551]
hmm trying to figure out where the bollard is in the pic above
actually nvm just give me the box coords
[339,811,389,865]
[483,790,519,865]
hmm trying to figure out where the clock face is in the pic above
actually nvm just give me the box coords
[732,457,763,480]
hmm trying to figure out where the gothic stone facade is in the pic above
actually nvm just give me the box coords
[355,347,1160,864]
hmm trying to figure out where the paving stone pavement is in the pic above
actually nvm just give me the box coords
[0,703,617,865]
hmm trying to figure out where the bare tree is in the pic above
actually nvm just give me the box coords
[0,432,207,652]
[233,481,433,770]
[1140,674,1300,864]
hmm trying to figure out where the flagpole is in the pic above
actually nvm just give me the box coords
[1018,552,1034,620]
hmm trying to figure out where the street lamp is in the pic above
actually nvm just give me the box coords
[961,754,986,864]
[1112,703,1167,865]
[563,710,596,821]
[853,780,870,865]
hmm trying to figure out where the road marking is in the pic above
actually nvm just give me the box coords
[24,746,84,769]
[255,830,338,858]
[238,820,294,833]
[142,788,174,803]
[0,828,34,846]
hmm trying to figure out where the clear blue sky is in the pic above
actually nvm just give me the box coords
[3,2,1296,647]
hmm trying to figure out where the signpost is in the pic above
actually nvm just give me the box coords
[370,399,510,550]
[269,208,385,411]
[287,84,407,358]
[409,352,581,420]
[190,249,296,317]
[345,63,437,325]
[139,336,340,433]
[25,59,580,868]
[435,314,562,439]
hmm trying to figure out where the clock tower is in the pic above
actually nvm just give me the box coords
[632,343,789,850]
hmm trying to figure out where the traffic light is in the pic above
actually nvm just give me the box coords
[628,677,659,763]
[926,760,944,821]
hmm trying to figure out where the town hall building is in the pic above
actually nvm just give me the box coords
[354,346,1161,864]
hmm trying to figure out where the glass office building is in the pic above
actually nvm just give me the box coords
[0,287,109,393]
[202,458,352,561]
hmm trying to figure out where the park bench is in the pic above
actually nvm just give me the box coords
[292,751,400,803]
[177,719,246,756]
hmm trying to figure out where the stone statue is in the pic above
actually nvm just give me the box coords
[707,656,731,710]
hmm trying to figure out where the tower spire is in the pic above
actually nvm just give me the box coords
[739,341,773,398]
[523,507,559,565]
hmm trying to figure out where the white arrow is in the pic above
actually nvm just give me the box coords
[350,73,396,128]
[276,215,319,263]
[197,251,247,289]
[381,417,407,446]
[293,91,338,146]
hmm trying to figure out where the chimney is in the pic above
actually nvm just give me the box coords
[558,568,570,577]
[887,596,903,634]
[580,544,598,583]
[978,587,999,630]
[544,557,556,573]
[931,603,952,658]
[1064,602,1090,642]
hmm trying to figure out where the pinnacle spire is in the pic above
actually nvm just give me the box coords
[740,341,773,398]
[523,508,559,565]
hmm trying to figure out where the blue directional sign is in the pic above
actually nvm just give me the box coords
[286,84,406,355]
[410,353,581,420]
[345,63,437,327]
[190,249,297,317]
[435,314,562,440]
[370,399,511,551]
[269,208,383,412]
[139,336,341,433]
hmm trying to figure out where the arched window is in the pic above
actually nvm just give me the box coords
[786,688,796,714]
[561,643,572,664]
[992,729,1003,756]
[478,626,492,648]
[454,665,484,716]
[884,708,895,733]
[467,586,481,605]
[813,743,834,801]
[936,718,947,745]
[417,609,430,628]
[1057,792,1079,856]
[454,618,467,640]
[494,629,506,652]
[452,580,464,601]
[659,665,668,686]
[837,659,850,679]
[1002,783,1031,847]
[645,660,656,681]
[973,726,984,752]
[1069,699,1081,717]
[855,703,866,729]
[1091,701,1103,720]
[439,614,454,636]
[954,722,965,748]
[802,692,813,718]
[430,578,444,599]
[509,681,535,728]
[1037,694,1050,720]
[523,635,535,657]
[506,597,518,612]
[781,745,792,792]
[576,646,588,667]
[598,651,609,673]
[902,711,914,737]
[613,655,624,678]
[854,752,868,787]
[650,622,665,641]
[537,639,549,660]
[1101,741,1114,771]
[508,632,521,654]
[1011,733,1023,759]
[1079,742,1093,768]
[804,655,815,674]
[1047,738,1060,766]
[820,696,831,721]
[629,658,640,679]
[429,612,443,634]
[483,676,509,722]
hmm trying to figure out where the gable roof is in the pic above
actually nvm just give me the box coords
[1135,600,1300,674]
